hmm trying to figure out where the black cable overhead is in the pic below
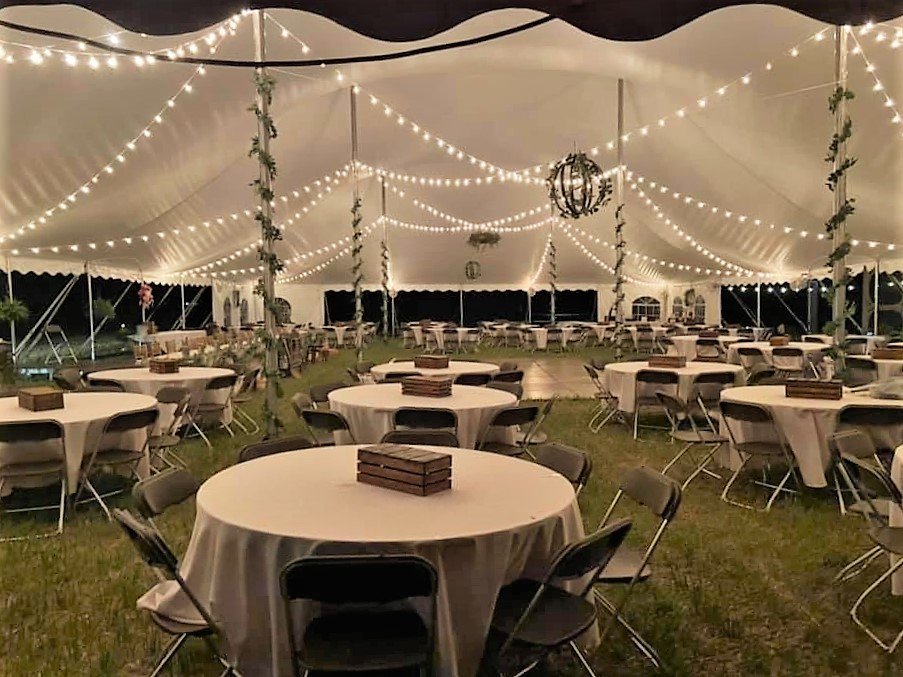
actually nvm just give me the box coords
[0,15,554,68]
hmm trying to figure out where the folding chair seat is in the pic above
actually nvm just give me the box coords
[478,406,539,458]
[230,367,262,434]
[532,443,592,493]
[518,396,555,446]
[631,370,679,440]
[593,468,681,669]
[718,400,799,511]
[301,409,355,446]
[237,435,316,463]
[280,554,437,675]
[112,509,235,676]
[489,519,632,677]
[76,408,158,519]
[0,420,67,540]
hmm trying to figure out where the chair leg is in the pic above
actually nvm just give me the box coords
[150,633,188,677]
[720,455,755,510]
[633,411,639,440]
[235,406,261,435]
[568,641,598,677]
[661,442,695,476]
[764,467,796,512]
[594,590,662,669]
[836,545,884,583]
[81,478,112,520]
[681,442,724,489]
[850,556,903,652]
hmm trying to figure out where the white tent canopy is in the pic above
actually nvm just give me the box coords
[0,5,900,311]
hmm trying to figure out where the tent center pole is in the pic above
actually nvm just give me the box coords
[85,263,95,363]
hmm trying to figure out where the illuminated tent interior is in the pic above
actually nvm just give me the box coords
[0,2,900,328]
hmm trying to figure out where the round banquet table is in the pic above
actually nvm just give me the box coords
[602,360,745,413]
[0,391,157,494]
[137,445,585,676]
[87,367,235,428]
[719,385,903,488]
[370,360,499,382]
[668,335,742,359]
[870,358,903,381]
[725,341,826,366]
[328,383,517,448]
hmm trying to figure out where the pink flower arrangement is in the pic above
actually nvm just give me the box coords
[138,282,154,310]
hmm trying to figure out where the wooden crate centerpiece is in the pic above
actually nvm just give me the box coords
[149,357,181,374]
[785,379,843,400]
[770,336,790,347]
[699,330,719,338]
[648,355,687,368]
[414,354,449,369]
[357,444,452,496]
[872,348,903,360]
[401,375,453,398]
[18,386,64,412]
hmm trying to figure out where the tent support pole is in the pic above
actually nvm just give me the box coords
[613,77,627,360]
[253,9,279,437]
[380,177,390,340]
[17,274,80,361]
[85,263,95,362]
[728,288,758,326]
[349,85,364,362]
[172,286,205,330]
[756,283,762,327]
[459,288,464,326]
[180,281,187,329]
[831,25,849,345]
[873,260,879,334]
[771,288,807,334]
[527,291,532,324]
[5,257,15,361]
[146,285,176,322]
[80,281,133,354]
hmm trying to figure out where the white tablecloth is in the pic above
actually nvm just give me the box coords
[371,361,499,382]
[137,329,207,345]
[87,367,235,428]
[430,327,474,351]
[139,445,584,676]
[602,360,744,413]
[322,325,347,346]
[0,391,157,493]
[720,385,903,488]
[726,341,827,366]
[669,335,742,359]
[329,384,516,448]
[803,334,887,353]
[626,326,669,348]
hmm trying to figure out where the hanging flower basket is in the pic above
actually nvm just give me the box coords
[547,152,613,219]
[138,282,154,311]
[467,231,501,252]
[464,260,482,281]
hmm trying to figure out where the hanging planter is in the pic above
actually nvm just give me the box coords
[547,152,613,219]
[467,231,501,252]
[464,260,482,281]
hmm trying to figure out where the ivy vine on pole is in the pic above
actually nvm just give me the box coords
[380,232,390,338]
[351,196,364,361]
[249,65,284,436]
[613,203,627,361]
[548,234,558,324]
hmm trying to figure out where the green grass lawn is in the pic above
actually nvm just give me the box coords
[1,342,901,676]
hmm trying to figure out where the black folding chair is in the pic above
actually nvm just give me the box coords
[230,367,262,434]
[380,430,460,447]
[112,509,236,676]
[0,420,67,540]
[280,554,438,676]
[149,386,191,471]
[301,409,355,446]
[132,467,199,522]
[237,434,315,463]
[85,378,126,392]
[383,371,421,383]
[593,468,681,669]
[489,519,633,677]
[487,381,524,399]
[477,406,540,458]
[393,407,458,432]
[76,408,159,519]
[532,443,592,494]
[836,405,903,460]
[492,370,524,384]
[584,364,622,432]
[454,373,492,386]
[632,370,679,440]
[185,373,239,447]
[844,357,879,387]
[657,392,726,489]
[309,382,348,408]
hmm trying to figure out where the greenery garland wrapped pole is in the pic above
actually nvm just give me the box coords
[250,11,282,437]
[548,220,558,324]
[613,78,628,362]
[380,177,390,339]
[349,85,365,362]
[826,25,854,347]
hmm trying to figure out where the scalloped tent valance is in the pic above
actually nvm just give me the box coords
[2,1,900,38]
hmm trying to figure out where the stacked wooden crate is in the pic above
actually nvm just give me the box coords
[648,355,687,368]
[401,375,453,397]
[357,444,452,496]
[785,379,843,400]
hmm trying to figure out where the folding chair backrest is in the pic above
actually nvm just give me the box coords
[487,381,523,399]
[492,370,524,383]
[618,466,682,520]
[301,409,350,433]
[845,357,878,385]
[88,379,125,392]
[206,373,238,391]
[636,369,680,386]
[0,420,63,443]
[693,371,737,386]
[719,400,773,424]
[53,368,82,391]
[112,508,178,573]
[281,554,437,604]
[746,364,777,385]
[499,361,518,372]
[548,518,632,589]
[240,368,261,392]
[737,347,764,357]
[380,430,460,447]
[132,467,200,519]
[393,407,457,430]
[838,405,903,427]
[804,336,827,343]
[156,386,190,405]
[454,373,491,386]
[104,408,159,434]
[310,382,346,403]
[290,392,313,417]
[238,435,315,463]
[839,454,903,520]
[488,405,539,428]
[532,443,592,490]
[771,347,803,357]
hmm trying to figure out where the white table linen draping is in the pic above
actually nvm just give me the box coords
[602,361,744,413]
[322,325,347,346]
[328,384,516,448]
[134,329,207,345]
[137,446,585,677]
[719,386,903,488]
[370,361,499,382]
[802,334,887,352]
[669,335,742,359]
[726,341,827,366]
[0,392,158,494]
[431,327,473,351]
[88,367,235,429]
[529,327,548,349]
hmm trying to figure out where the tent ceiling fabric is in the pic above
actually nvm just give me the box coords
[0,4,899,288]
[1,1,899,39]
